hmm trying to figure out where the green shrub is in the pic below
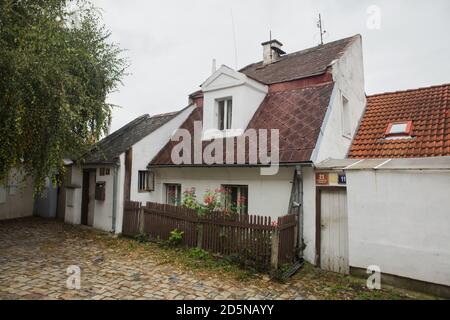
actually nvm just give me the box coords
[135,232,148,243]
[168,229,184,247]
[188,247,211,260]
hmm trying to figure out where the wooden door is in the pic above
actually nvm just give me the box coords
[81,170,90,225]
[319,188,349,274]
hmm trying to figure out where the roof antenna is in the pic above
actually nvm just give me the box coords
[230,8,238,69]
[317,14,327,45]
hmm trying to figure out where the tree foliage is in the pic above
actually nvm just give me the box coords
[0,0,127,192]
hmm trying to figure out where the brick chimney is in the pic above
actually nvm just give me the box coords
[262,39,286,65]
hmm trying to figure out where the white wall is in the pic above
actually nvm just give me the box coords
[201,66,268,140]
[146,167,294,220]
[312,36,366,163]
[346,169,450,286]
[130,106,194,203]
[0,170,34,220]
[92,165,115,232]
[64,166,83,225]
[301,166,317,264]
[115,154,125,234]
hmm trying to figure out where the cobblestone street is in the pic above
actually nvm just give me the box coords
[0,218,306,300]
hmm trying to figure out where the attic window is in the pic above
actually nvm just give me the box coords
[385,121,413,137]
[218,98,232,130]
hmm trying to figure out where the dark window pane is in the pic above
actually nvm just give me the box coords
[218,100,225,130]
[226,99,232,129]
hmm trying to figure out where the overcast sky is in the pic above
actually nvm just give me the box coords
[91,0,450,133]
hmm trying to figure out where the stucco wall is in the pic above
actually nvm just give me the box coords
[147,167,294,219]
[0,171,34,220]
[346,169,450,286]
[202,67,268,139]
[92,165,115,232]
[130,106,195,203]
[312,36,366,163]
[301,166,317,264]
[34,178,58,218]
[64,166,83,225]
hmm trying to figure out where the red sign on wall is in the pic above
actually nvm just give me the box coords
[315,173,329,185]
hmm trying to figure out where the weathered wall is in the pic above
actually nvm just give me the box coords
[346,169,450,287]
[312,36,366,163]
[148,167,294,219]
[33,178,58,218]
[64,166,83,225]
[130,106,195,203]
[0,170,34,220]
[301,166,317,264]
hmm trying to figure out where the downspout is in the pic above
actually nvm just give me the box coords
[296,165,304,258]
[111,158,120,233]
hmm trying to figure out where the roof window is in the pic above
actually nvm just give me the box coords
[385,121,413,138]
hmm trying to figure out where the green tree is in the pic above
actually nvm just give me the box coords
[0,0,127,192]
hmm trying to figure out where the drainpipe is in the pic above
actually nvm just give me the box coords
[296,165,304,259]
[111,159,119,233]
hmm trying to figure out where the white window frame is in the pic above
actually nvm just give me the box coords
[222,184,248,214]
[165,183,182,205]
[138,170,154,192]
[217,98,233,130]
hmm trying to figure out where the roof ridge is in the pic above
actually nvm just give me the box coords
[238,34,360,73]
[369,83,450,98]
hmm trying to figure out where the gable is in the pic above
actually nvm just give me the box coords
[149,82,335,166]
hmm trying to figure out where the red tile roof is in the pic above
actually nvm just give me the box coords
[149,82,335,166]
[349,84,450,159]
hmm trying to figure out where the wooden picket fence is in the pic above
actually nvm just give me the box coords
[122,201,298,269]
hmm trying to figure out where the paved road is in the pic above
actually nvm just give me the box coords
[0,218,305,300]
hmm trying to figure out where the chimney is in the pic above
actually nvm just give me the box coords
[262,39,286,65]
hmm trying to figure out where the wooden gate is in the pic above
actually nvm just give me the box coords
[317,188,349,274]
[122,201,141,237]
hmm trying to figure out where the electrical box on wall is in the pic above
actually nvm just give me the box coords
[95,182,106,201]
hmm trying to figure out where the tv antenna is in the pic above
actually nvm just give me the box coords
[231,8,238,69]
[317,14,327,45]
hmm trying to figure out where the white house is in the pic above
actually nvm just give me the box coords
[313,84,450,297]
[0,168,35,220]
[63,108,193,233]
[145,35,367,265]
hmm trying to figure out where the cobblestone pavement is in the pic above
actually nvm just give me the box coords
[0,218,306,300]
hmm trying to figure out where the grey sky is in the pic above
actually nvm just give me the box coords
[91,0,450,132]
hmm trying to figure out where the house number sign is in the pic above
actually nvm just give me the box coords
[315,173,329,185]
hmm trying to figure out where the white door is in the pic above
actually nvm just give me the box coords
[320,188,349,274]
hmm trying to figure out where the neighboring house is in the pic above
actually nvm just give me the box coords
[349,83,450,158]
[315,84,450,296]
[63,108,193,233]
[146,35,367,266]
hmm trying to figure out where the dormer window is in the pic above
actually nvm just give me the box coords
[218,98,232,130]
[385,121,413,138]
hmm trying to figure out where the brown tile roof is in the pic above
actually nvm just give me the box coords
[239,35,359,84]
[349,84,450,159]
[83,112,179,164]
[149,82,335,166]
